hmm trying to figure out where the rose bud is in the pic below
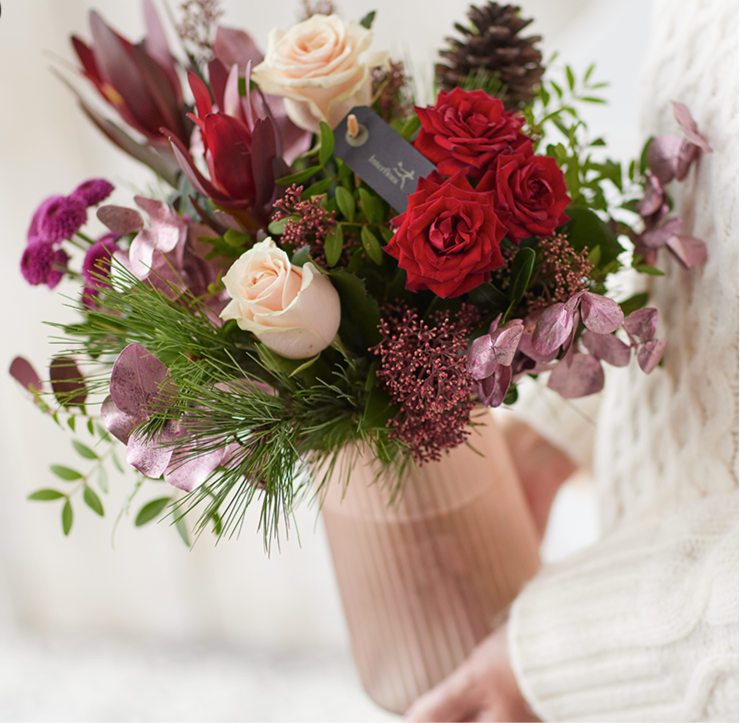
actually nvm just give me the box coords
[220,238,341,359]
[251,14,389,133]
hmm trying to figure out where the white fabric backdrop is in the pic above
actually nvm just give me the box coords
[0,0,648,719]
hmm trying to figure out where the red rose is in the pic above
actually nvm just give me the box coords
[479,150,570,239]
[386,172,506,298]
[413,88,531,181]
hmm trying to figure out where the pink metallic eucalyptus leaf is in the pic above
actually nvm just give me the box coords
[665,234,707,268]
[165,445,225,492]
[126,428,173,478]
[467,334,497,380]
[641,217,683,249]
[213,26,264,73]
[671,101,713,154]
[491,319,524,367]
[109,343,170,417]
[624,307,659,342]
[579,292,624,334]
[532,302,575,355]
[101,395,143,445]
[50,357,87,408]
[477,364,513,408]
[636,172,667,217]
[547,353,605,398]
[647,135,682,184]
[582,331,631,367]
[9,356,44,395]
[97,205,144,234]
[676,141,701,181]
[637,338,667,374]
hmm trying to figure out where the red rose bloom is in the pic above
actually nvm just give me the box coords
[479,149,570,239]
[386,172,506,298]
[413,88,531,181]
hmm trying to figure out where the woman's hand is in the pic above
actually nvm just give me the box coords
[403,625,538,722]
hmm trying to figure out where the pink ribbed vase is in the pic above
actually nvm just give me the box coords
[319,410,541,714]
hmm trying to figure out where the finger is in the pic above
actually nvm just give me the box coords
[404,667,480,722]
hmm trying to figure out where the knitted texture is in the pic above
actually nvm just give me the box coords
[508,0,739,718]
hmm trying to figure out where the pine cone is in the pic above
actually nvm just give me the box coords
[436,3,544,109]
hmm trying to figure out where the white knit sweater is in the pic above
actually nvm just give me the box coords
[507,0,739,719]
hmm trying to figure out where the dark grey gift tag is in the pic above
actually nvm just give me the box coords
[332,106,436,213]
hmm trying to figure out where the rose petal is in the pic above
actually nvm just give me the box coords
[580,292,624,334]
[637,338,667,374]
[547,353,605,398]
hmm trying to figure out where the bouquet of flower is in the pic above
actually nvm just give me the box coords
[11,0,709,543]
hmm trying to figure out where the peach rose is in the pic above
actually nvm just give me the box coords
[220,238,341,359]
[251,14,388,133]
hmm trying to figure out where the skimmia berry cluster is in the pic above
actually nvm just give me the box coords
[11,1,710,542]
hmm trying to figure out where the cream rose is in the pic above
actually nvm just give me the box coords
[251,14,389,133]
[220,238,341,359]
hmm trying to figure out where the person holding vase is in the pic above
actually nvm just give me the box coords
[405,0,739,719]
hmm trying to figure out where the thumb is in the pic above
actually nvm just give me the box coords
[404,666,481,722]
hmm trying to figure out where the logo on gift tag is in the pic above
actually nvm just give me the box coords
[333,106,436,213]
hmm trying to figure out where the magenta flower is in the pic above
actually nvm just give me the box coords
[28,195,87,246]
[20,240,69,288]
[81,233,120,307]
[70,178,115,208]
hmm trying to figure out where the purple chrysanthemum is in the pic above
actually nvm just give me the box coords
[20,240,69,288]
[70,178,115,208]
[81,233,120,307]
[29,195,87,245]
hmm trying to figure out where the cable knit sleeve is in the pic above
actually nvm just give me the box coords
[508,491,738,721]
[507,0,738,718]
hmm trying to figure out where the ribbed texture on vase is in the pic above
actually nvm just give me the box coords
[320,411,541,713]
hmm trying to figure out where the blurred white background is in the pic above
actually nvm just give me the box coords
[0,0,649,719]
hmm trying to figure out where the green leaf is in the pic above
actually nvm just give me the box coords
[360,226,384,265]
[28,489,66,501]
[399,114,421,141]
[291,245,313,267]
[329,269,382,349]
[175,516,191,547]
[268,217,294,235]
[50,464,83,482]
[62,500,73,536]
[358,188,382,223]
[83,485,104,517]
[87,418,95,436]
[565,65,575,91]
[98,467,109,494]
[112,451,125,474]
[135,497,171,527]
[508,247,536,308]
[362,385,396,430]
[587,244,602,268]
[640,136,654,176]
[584,63,595,83]
[550,80,563,99]
[581,96,606,104]
[359,10,376,28]
[318,121,335,166]
[72,439,98,460]
[67,416,76,432]
[325,224,344,268]
[467,282,509,312]
[619,292,650,316]
[276,165,322,186]
[224,228,250,248]
[334,186,356,222]
[564,206,625,267]
[634,264,666,276]
[301,177,333,199]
